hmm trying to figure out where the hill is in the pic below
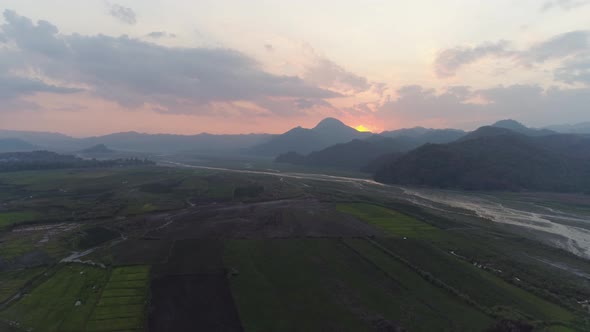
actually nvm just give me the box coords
[0,119,567,156]
[251,118,370,156]
[0,138,37,153]
[0,129,272,153]
[456,126,515,142]
[79,132,272,153]
[0,151,154,171]
[491,119,555,136]
[380,127,465,142]
[374,127,590,192]
[275,128,465,171]
[0,130,78,151]
[547,122,590,134]
[80,144,115,154]
[276,137,416,171]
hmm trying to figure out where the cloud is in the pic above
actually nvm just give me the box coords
[434,41,514,78]
[294,98,331,110]
[0,10,341,115]
[146,31,176,39]
[434,30,590,85]
[0,11,82,101]
[304,57,371,94]
[555,56,590,84]
[376,84,590,128]
[541,0,590,11]
[518,31,590,86]
[525,30,590,63]
[0,98,42,113]
[0,76,82,99]
[108,4,137,25]
[1,9,66,57]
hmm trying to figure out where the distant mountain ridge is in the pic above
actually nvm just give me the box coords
[79,131,274,153]
[0,130,77,151]
[0,151,154,172]
[80,144,115,154]
[456,126,515,142]
[546,122,590,134]
[276,138,400,171]
[491,119,555,136]
[0,118,587,160]
[251,118,371,156]
[0,138,38,153]
[275,127,465,171]
[374,125,590,192]
[0,129,272,153]
[380,127,466,141]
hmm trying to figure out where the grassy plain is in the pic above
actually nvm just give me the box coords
[224,239,493,331]
[0,166,589,331]
[0,264,109,332]
[0,211,40,228]
[0,267,46,303]
[86,265,150,332]
[336,202,442,239]
[337,202,581,330]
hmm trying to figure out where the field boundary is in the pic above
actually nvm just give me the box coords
[361,237,578,330]
[362,237,495,317]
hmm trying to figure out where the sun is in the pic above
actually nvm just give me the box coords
[355,124,371,132]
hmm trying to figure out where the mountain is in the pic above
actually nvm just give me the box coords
[0,130,78,151]
[0,129,272,153]
[0,119,566,157]
[456,126,515,142]
[491,119,555,136]
[251,118,370,156]
[0,151,154,172]
[251,127,324,156]
[275,138,400,171]
[374,127,590,192]
[546,122,590,134]
[80,144,115,154]
[79,132,272,153]
[312,117,362,142]
[380,127,466,142]
[456,120,560,142]
[275,136,418,171]
[302,137,415,172]
[360,152,403,174]
[275,128,465,172]
[0,138,38,153]
[0,151,80,163]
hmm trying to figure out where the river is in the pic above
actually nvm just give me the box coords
[163,161,590,259]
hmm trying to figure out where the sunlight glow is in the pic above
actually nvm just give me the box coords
[355,125,371,132]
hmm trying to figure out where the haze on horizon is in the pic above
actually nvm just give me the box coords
[1,0,589,136]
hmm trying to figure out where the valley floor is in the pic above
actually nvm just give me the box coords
[0,165,589,331]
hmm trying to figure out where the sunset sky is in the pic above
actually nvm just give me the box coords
[1,0,589,136]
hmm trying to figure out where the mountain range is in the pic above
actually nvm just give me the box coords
[250,118,371,155]
[0,130,272,154]
[272,118,590,192]
[275,129,464,171]
[546,122,590,134]
[489,119,556,136]
[0,118,587,156]
[3,118,590,192]
[374,125,590,191]
[0,118,362,155]
[80,144,116,154]
[0,138,38,153]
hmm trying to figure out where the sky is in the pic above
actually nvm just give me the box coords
[0,0,589,136]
